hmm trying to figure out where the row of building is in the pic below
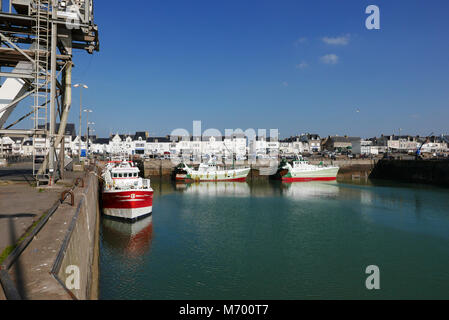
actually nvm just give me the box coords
[1,125,449,158]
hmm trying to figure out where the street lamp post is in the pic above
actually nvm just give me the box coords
[83,109,92,158]
[89,127,96,156]
[74,83,88,161]
[87,122,95,157]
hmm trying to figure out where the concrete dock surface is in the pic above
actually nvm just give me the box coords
[0,162,89,300]
[6,189,84,299]
[0,184,61,259]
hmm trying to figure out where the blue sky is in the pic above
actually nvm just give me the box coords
[11,0,449,138]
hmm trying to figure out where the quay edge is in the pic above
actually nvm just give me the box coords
[0,168,101,300]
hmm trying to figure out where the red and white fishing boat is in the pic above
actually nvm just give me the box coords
[102,160,153,220]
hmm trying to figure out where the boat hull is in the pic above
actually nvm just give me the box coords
[176,167,250,182]
[102,189,153,220]
[276,166,339,182]
[177,176,248,182]
[281,176,337,182]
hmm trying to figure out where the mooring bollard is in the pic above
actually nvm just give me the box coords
[75,177,84,188]
[61,190,75,206]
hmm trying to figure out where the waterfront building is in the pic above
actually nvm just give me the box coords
[322,136,361,152]
[299,133,321,152]
[201,136,224,157]
[0,136,14,155]
[22,140,34,156]
[352,140,374,155]
[279,136,308,156]
[91,138,109,154]
[108,134,131,155]
[420,136,449,154]
[248,136,268,157]
[71,136,88,156]
[3,128,447,160]
[224,133,247,158]
[145,136,171,157]
[383,135,418,152]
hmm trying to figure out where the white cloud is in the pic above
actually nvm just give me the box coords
[321,54,339,65]
[322,34,350,45]
[294,37,307,46]
[295,61,308,69]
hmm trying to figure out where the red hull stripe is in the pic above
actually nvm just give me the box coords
[179,177,247,182]
[102,190,153,209]
[281,177,337,182]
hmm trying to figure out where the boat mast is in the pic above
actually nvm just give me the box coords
[223,138,235,169]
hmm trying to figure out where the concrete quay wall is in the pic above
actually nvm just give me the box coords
[52,172,100,300]
[370,160,449,187]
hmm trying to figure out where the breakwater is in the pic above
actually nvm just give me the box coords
[370,159,449,187]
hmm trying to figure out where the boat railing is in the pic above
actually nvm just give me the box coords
[141,178,151,189]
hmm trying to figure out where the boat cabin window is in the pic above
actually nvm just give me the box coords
[134,173,138,177]
[118,173,123,178]
[113,173,117,178]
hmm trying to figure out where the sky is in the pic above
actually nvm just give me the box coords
[7,0,449,138]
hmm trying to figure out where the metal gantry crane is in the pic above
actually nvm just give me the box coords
[0,0,99,185]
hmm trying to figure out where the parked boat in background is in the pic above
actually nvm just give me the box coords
[102,160,153,220]
[272,156,339,182]
[175,159,250,182]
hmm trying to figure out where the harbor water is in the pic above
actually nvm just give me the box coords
[100,179,449,299]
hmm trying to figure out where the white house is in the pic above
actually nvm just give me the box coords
[145,136,171,156]
[299,133,321,152]
[279,136,309,155]
[224,133,247,158]
[0,136,14,155]
[352,140,373,155]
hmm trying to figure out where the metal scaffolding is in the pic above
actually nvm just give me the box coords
[0,0,99,185]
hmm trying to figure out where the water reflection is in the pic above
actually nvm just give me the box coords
[280,181,340,200]
[101,179,449,299]
[102,215,153,257]
[174,180,342,201]
[175,181,251,197]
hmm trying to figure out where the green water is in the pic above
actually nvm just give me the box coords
[100,179,449,299]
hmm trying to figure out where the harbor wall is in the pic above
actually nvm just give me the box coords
[143,159,377,180]
[54,172,100,300]
[370,160,449,187]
